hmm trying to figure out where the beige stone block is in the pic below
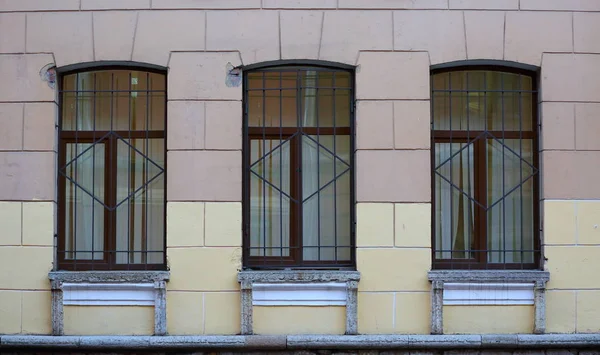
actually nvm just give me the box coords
[394,100,430,149]
[167,150,241,201]
[168,247,241,291]
[254,306,345,334]
[575,104,600,151]
[577,290,600,333]
[505,12,572,66]
[0,290,21,334]
[263,0,336,8]
[64,306,154,335]
[166,202,204,247]
[26,12,93,67]
[338,0,447,8]
[0,54,55,102]
[546,290,576,333]
[0,103,23,151]
[22,291,51,334]
[22,202,54,246]
[321,11,393,65]
[546,246,600,289]
[0,152,55,201]
[23,103,56,151]
[395,292,430,333]
[450,0,517,9]
[356,203,394,247]
[204,292,240,334]
[394,10,465,65]
[0,247,52,290]
[574,13,600,54]
[280,11,322,60]
[357,292,394,334]
[166,291,203,335]
[543,200,576,245]
[357,248,430,291]
[167,101,205,150]
[520,0,600,11]
[543,151,600,199]
[395,203,431,248]
[577,201,600,245]
[541,102,575,151]
[168,52,241,100]
[133,11,205,67]
[0,0,79,11]
[444,305,533,334]
[464,11,504,60]
[543,54,600,103]
[0,13,25,53]
[356,101,394,150]
[0,202,21,245]
[83,0,150,9]
[206,11,278,65]
[204,202,242,247]
[205,101,242,150]
[92,12,137,61]
[151,0,261,9]
[356,52,429,100]
[356,150,430,202]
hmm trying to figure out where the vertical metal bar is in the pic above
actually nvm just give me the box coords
[128,71,133,267]
[109,72,115,268]
[143,71,150,266]
[332,71,338,262]
[519,74,524,268]
[349,69,356,267]
[279,72,283,261]
[73,73,79,269]
[262,72,267,260]
[501,72,506,267]
[466,72,472,262]
[91,73,96,268]
[297,69,304,265]
[448,72,453,265]
[482,71,488,266]
[316,71,321,261]
[430,73,436,266]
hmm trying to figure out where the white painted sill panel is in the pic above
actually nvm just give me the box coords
[443,282,534,305]
[252,282,347,306]
[62,283,155,306]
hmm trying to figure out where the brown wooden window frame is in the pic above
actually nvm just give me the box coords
[57,65,167,271]
[431,64,541,270]
[242,62,356,269]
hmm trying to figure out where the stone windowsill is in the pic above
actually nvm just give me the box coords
[238,269,360,284]
[48,270,170,283]
[428,269,550,283]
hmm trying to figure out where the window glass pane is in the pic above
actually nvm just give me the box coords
[249,139,291,257]
[433,70,533,132]
[486,139,535,263]
[302,135,351,261]
[115,138,165,265]
[434,142,475,260]
[300,71,351,128]
[62,71,165,132]
[64,143,105,260]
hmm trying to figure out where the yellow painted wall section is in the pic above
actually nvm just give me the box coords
[64,306,154,335]
[444,306,534,334]
[253,306,346,335]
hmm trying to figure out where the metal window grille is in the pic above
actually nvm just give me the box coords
[431,67,540,270]
[242,65,355,269]
[57,68,167,270]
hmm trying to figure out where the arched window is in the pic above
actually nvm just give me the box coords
[243,62,355,268]
[431,64,539,269]
[58,66,166,270]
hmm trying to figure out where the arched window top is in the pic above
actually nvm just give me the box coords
[57,61,167,76]
[241,59,354,72]
[430,59,539,75]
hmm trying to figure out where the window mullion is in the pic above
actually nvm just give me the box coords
[475,138,488,266]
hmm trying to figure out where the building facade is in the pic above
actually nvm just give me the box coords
[0,0,599,353]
